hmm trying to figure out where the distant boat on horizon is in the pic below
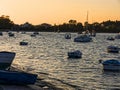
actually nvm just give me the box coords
[74,34,92,42]
[65,33,71,39]
[68,50,82,58]
[115,33,120,39]
[107,45,119,53]
[19,40,28,46]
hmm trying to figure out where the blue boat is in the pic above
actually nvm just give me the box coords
[102,59,120,71]
[107,45,119,53]
[0,51,16,70]
[68,50,82,58]
[20,41,28,45]
[0,70,38,85]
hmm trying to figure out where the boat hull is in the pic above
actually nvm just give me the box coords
[20,42,28,45]
[68,50,82,58]
[74,35,92,42]
[0,51,16,70]
[107,46,119,53]
[68,55,82,58]
[0,70,38,85]
[0,63,12,70]
[107,50,119,53]
[103,64,120,71]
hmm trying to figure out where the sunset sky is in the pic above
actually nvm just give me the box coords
[0,0,120,25]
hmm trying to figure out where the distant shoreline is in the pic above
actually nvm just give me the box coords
[0,29,119,33]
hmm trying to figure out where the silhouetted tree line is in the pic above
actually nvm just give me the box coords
[0,15,120,33]
[0,15,14,29]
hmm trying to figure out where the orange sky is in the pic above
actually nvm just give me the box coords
[0,0,120,25]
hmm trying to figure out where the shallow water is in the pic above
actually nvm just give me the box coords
[0,32,120,89]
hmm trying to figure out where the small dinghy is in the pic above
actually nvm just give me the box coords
[101,59,120,71]
[106,36,115,41]
[65,33,71,39]
[68,50,82,58]
[107,45,119,53]
[19,41,28,46]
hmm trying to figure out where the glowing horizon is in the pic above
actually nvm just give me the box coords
[0,0,120,25]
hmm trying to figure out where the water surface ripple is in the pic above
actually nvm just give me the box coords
[0,32,120,89]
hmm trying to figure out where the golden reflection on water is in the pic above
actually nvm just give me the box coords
[0,32,120,89]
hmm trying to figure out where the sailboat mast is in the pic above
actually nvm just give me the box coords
[86,11,89,30]
[86,11,89,23]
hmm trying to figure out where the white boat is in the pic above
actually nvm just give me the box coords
[68,50,82,58]
[102,59,120,71]
[74,35,92,42]
[107,45,119,53]
[0,51,16,70]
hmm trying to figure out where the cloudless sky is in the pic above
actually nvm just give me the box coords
[0,0,120,25]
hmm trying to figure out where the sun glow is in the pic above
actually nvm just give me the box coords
[0,0,120,25]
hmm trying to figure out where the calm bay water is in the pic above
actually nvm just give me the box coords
[0,32,120,90]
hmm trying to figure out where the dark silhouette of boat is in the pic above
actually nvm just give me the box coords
[107,45,119,53]
[0,51,16,70]
[20,41,28,45]
[65,33,71,39]
[68,50,82,58]
[0,70,37,85]
[102,59,120,71]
